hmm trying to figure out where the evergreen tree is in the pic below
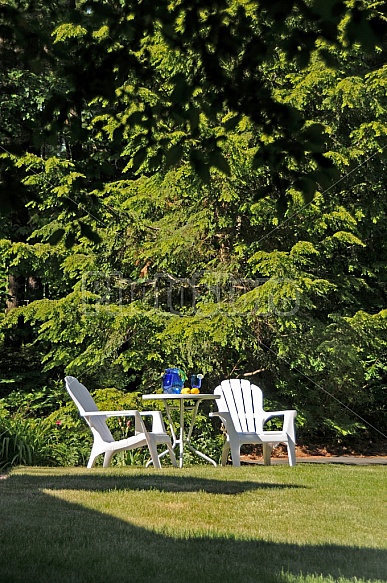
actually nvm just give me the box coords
[0,0,386,453]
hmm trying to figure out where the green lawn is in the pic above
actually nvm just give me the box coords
[0,464,386,583]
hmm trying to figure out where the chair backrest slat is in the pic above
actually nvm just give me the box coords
[220,380,243,431]
[216,379,264,433]
[250,384,264,432]
[65,376,114,442]
[229,379,249,432]
[240,380,256,431]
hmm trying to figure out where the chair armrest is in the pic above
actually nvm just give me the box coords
[262,410,297,421]
[82,410,167,434]
[82,410,140,417]
[262,410,297,437]
[210,411,239,439]
[82,410,148,434]
[140,411,166,434]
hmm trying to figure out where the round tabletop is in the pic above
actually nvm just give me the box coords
[142,393,219,401]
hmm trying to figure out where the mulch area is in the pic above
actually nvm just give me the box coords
[241,442,387,464]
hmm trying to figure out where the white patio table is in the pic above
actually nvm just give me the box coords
[142,393,220,468]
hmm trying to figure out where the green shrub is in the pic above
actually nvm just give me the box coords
[0,384,225,469]
[0,404,91,470]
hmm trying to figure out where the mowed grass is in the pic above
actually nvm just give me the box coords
[0,464,386,583]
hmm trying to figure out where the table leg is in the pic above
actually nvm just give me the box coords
[185,399,217,466]
[146,398,217,468]
[157,400,184,467]
[163,401,178,448]
[178,399,185,468]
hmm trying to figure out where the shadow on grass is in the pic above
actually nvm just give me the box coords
[0,471,385,583]
[3,472,305,494]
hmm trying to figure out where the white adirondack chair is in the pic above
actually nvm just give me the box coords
[210,379,297,466]
[65,376,177,469]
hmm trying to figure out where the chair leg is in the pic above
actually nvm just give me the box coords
[87,447,99,468]
[230,442,241,467]
[263,444,272,465]
[87,457,97,469]
[221,442,230,466]
[287,439,296,467]
[103,451,114,468]
[147,437,162,469]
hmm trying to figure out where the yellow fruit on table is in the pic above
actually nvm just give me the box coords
[181,388,191,394]
[190,388,200,394]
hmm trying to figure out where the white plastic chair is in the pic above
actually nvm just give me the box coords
[210,379,297,466]
[65,376,177,469]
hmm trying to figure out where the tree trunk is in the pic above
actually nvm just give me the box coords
[6,274,22,313]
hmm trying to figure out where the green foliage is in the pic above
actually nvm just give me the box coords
[0,408,89,470]
[1,0,387,464]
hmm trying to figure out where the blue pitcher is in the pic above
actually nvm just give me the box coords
[162,368,185,394]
